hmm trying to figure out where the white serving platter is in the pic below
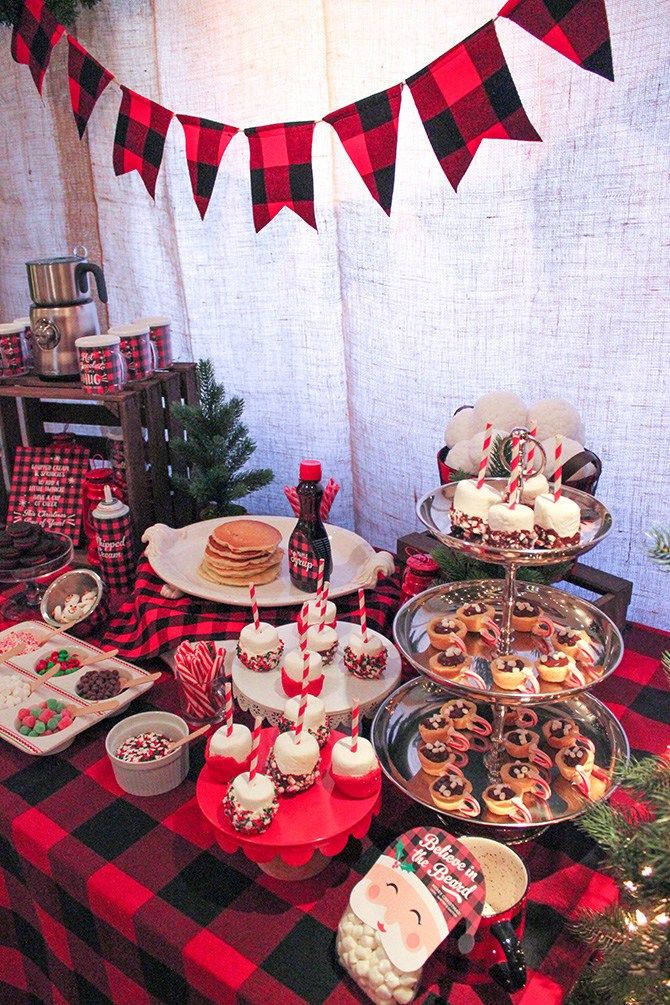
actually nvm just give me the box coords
[0,621,156,756]
[143,516,394,608]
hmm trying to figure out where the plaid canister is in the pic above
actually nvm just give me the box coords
[138,316,173,369]
[104,429,128,500]
[91,501,137,593]
[0,321,32,377]
[112,323,156,383]
[75,334,128,395]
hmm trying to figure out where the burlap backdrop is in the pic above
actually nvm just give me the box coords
[0,1,668,627]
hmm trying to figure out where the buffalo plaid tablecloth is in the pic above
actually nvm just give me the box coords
[0,571,668,1005]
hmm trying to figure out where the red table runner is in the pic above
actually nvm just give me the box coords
[0,578,668,1004]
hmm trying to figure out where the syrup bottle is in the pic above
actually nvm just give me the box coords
[288,460,333,592]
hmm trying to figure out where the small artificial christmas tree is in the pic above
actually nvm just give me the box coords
[170,360,273,520]
[568,755,670,1005]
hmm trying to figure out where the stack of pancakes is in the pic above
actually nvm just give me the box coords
[198,519,284,586]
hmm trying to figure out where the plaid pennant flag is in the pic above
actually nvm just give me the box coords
[67,37,114,138]
[324,84,403,216]
[244,121,316,232]
[407,21,541,192]
[499,0,614,81]
[11,0,65,95]
[176,115,237,219]
[113,86,174,199]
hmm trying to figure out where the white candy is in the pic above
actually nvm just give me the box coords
[488,502,534,532]
[376,987,394,1002]
[520,472,549,505]
[534,493,581,537]
[385,972,400,990]
[355,959,370,977]
[394,988,415,1003]
[378,960,391,975]
[452,480,501,520]
[239,622,281,657]
[369,967,383,987]
[444,408,477,448]
[356,945,369,961]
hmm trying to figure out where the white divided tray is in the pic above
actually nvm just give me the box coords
[0,621,156,756]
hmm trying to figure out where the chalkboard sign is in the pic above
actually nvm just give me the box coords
[7,443,90,545]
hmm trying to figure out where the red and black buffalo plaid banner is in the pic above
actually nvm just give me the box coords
[113,86,174,199]
[244,121,316,232]
[324,84,403,215]
[10,0,65,95]
[499,0,614,81]
[67,36,114,138]
[407,21,541,192]
[176,115,237,219]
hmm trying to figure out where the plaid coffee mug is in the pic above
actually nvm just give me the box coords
[0,320,32,378]
[75,334,128,395]
[137,315,173,369]
[111,322,157,383]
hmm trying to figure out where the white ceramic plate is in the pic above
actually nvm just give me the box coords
[143,517,394,608]
[231,622,402,728]
[0,621,156,756]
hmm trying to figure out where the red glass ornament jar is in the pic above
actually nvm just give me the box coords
[400,552,440,606]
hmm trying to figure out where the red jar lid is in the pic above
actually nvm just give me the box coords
[406,553,440,574]
[299,459,322,481]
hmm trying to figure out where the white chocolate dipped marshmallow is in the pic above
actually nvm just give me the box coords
[331,736,378,778]
[209,722,252,760]
[451,480,501,536]
[534,493,581,547]
[521,473,549,505]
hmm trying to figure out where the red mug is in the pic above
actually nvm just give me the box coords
[447,836,528,992]
[75,334,128,394]
[111,323,158,383]
[138,315,173,369]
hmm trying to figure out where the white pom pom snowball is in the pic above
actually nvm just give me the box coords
[466,428,508,472]
[541,436,584,476]
[530,398,585,443]
[471,392,527,432]
[444,408,477,448]
[445,441,473,472]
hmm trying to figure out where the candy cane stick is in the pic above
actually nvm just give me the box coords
[553,435,563,502]
[318,581,330,633]
[223,681,234,736]
[358,589,368,643]
[315,559,325,605]
[248,717,263,781]
[476,422,493,490]
[293,691,309,743]
[350,705,360,754]
[480,618,501,648]
[527,422,537,472]
[249,584,260,631]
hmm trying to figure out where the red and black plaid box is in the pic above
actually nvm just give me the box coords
[113,86,174,199]
[499,0,614,81]
[244,122,316,232]
[92,503,137,594]
[11,0,65,95]
[407,21,541,191]
[325,84,403,216]
[67,36,114,138]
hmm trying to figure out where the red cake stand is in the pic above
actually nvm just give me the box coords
[196,728,381,880]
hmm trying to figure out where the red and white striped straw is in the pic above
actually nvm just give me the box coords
[350,704,360,754]
[315,559,325,604]
[301,641,311,689]
[299,602,309,649]
[476,422,493,490]
[224,681,234,736]
[249,584,260,631]
[294,690,309,743]
[553,435,563,502]
[248,716,263,781]
[527,422,537,471]
[318,580,330,633]
[358,588,368,642]
[507,433,521,508]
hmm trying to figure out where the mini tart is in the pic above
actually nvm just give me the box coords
[542,716,580,749]
[511,600,543,633]
[429,771,475,812]
[236,637,284,673]
[418,739,453,776]
[500,760,550,799]
[555,740,595,780]
[551,626,591,658]
[427,616,467,650]
[428,646,471,679]
[418,712,453,744]
[502,728,542,760]
[482,783,529,820]
[491,655,533,691]
[456,602,494,633]
[535,650,576,684]
[440,698,478,730]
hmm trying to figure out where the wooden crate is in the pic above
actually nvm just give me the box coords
[0,362,199,538]
[396,531,633,631]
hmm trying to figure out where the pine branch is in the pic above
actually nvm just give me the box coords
[645,527,670,571]
[431,544,570,586]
